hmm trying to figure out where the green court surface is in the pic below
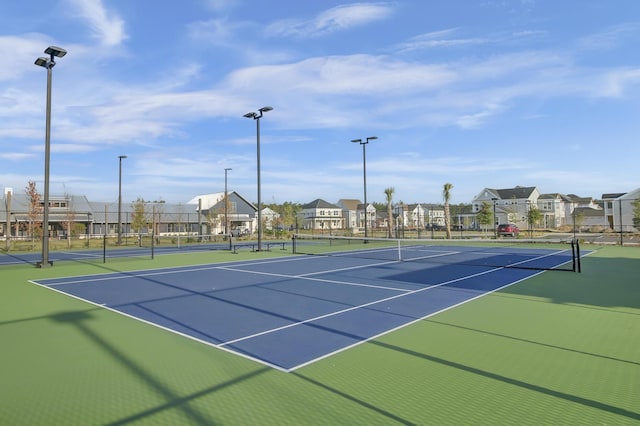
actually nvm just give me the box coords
[0,245,638,425]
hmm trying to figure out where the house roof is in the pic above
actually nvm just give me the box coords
[493,186,537,199]
[336,199,361,210]
[601,193,626,199]
[302,199,340,209]
[574,207,604,217]
[539,193,573,202]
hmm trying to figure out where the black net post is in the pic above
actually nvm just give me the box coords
[292,235,297,254]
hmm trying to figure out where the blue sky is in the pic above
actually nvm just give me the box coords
[2,1,640,206]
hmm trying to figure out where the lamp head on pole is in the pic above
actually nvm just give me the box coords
[244,106,273,120]
[34,57,50,68]
[35,47,67,70]
[44,46,67,58]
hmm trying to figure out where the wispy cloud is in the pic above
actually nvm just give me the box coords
[577,22,640,51]
[65,0,128,46]
[396,28,487,52]
[266,2,394,38]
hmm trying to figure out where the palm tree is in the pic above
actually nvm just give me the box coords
[384,187,395,238]
[443,183,454,239]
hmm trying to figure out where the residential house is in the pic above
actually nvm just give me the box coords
[298,199,344,231]
[602,189,640,232]
[472,186,540,228]
[189,191,257,235]
[564,194,604,229]
[537,193,574,229]
[336,199,361,230]
[260,207,280,231]
[356,203,377,232]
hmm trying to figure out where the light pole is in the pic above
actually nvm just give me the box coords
[35,46,67,268]
[526,199,531,238]
[117,155,127,245]
[243,106,273,251]
[224,167,232,236]
[351,136,377,239]
[491,197,499,239]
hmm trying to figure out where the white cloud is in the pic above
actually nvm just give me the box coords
[65,0,128,47]
[396,28,487,52]
[266,3,394,38]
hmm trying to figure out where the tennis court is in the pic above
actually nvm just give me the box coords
[31,239,579,372]
[3,242,639,425]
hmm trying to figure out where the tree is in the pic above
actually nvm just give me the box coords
[63,191,75,248]
[131,197,148,234]
[443,183,454,239]
[24,180,42,243]
[384,187,395,238]
[476,201,493,233]
[527,205,543,233]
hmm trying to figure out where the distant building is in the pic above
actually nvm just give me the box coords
[298,199,344,231]
[602,189,640,232]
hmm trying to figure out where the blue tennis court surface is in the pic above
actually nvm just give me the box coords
[31,247,575,372]
[0,242,230,265]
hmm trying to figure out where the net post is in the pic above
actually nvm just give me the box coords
[292,234,297,254]
[576,239,581,273]
[397,238,402,261]
[571,240,576,272]
[151,231,155,260]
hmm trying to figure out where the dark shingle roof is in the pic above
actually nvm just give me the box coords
[302,199,340,209]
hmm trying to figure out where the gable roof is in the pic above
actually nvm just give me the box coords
[539,193,572,202]
[601,192,626,200]
[336,199,361,210]
[302,199,340,209]
[494,186,537,199]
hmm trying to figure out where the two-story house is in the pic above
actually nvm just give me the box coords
[472,186,540,228]
[298,199,344,231]
[603,189,640,232]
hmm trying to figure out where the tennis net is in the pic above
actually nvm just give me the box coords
[292,234,581,272]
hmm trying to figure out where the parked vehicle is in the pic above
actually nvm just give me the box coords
[497,223,520,237]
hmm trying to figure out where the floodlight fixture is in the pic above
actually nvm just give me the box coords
[34,57,49,68]
[44,46,67,58]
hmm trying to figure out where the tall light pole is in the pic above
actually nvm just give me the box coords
[35,46,67,268]
[224,167,232,236]
[117,155,127,245]
[351,136,377,239]
[491,197,499,239]
[243,106,273,251]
